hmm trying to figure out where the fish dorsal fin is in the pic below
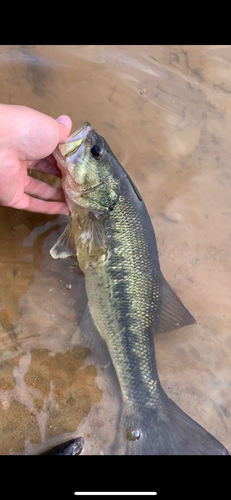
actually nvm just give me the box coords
[78,212,107,256]
[156,274,196,333]
[49,223,76,259]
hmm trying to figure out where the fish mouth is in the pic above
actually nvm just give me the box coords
[58,122,92,158]
[54,121,106,204]
[55,122,93,194]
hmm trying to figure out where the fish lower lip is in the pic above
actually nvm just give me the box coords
[66,122,92,142]
[71,121,92,136]
[59,122,92,158]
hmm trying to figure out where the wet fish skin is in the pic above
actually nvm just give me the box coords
[50,123,229,455]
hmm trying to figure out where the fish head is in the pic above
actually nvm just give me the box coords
[53,122,120,213]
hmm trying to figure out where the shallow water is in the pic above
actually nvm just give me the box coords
[0,45,231,454]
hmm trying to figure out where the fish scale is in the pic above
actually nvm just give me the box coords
[82,193,161,409]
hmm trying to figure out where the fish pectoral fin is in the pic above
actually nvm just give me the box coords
[49,223,76,259]
[156,274,196,333]
[79,212,107,255]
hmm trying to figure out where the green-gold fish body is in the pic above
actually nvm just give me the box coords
[50,122,228,455]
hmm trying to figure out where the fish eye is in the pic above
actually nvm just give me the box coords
[90,144,103,159]
[131,429,141,440]
[126,427,142,441]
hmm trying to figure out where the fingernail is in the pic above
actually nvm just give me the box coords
[56,115,72,128]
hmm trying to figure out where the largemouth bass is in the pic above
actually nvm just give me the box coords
[50,122,228,455]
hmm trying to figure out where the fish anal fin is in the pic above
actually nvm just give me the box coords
[156,274,196,333]
[50,223,76,259]
[76,305,112,368]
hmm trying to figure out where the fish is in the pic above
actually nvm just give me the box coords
[39,437,84,455]
[50,122,229,455]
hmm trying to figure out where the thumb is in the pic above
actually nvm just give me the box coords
[56,115,72,143]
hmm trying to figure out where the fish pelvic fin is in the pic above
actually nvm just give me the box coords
[114,392,229,455]
[49,222,76,259]
[156,274,196,333]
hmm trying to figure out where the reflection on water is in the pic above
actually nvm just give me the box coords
[0,45,231,454]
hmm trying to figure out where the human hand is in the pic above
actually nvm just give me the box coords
[0,104,72,215]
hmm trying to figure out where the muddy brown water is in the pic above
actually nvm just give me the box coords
[0,45,230,454]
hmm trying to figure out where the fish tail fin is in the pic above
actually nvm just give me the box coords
[115,391,228,455]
